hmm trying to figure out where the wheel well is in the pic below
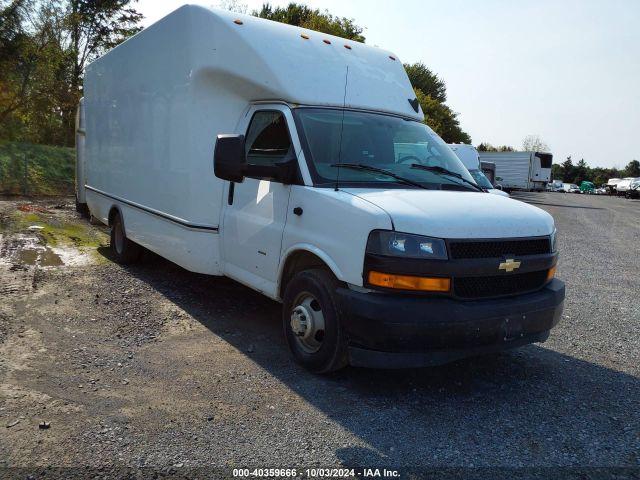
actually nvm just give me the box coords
[107,206,121,227]
[279,251,333,299]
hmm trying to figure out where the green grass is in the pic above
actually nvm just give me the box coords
[0,141,75,196]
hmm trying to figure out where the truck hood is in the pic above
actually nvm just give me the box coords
[342,189,554,238]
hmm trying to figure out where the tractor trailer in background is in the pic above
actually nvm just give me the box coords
[478,151,553,192]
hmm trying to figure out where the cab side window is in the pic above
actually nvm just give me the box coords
[245,111,292,166]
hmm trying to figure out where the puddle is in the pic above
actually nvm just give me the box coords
[15,245,64,267]
[0,233,92,268]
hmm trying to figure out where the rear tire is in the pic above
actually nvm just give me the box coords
[282,269,348,373]
[75,195,89,218]
[110,212,141,264]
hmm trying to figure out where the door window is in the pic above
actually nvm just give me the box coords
[245,111,292,166]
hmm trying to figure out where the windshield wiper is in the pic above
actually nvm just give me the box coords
[410,164,485,192]
[330,163,427,189]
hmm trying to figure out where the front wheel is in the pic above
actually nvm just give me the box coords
[282,269,348,373]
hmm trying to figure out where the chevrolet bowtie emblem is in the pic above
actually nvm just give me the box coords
[499,258,521,272]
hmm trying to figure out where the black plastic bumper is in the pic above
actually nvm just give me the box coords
[337,279,565,368]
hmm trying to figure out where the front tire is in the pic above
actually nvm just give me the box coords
[110,212,142,264]
[282,269,348,373]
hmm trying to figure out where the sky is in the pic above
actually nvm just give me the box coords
[136,0,640,169]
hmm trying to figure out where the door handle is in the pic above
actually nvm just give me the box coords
[228,182,235,205]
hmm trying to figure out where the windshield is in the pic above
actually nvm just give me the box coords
[468,169,494,189]
[293,108,477,190]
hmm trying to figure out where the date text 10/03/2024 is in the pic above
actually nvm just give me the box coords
[232,468,400,478]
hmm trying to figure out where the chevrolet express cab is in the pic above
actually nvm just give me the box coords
[77,5,565,372]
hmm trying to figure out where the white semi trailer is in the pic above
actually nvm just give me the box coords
[478,151,553,192]
[76,5,564,372]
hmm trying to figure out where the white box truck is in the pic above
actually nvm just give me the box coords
[478,151,553,192]
[448,144,509,197]
[77,5,564,372]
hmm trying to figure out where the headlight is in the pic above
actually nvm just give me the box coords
[550,229,557,253]
[366,230,448,260]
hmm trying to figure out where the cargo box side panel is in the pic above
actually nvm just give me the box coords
[84,7,224,231]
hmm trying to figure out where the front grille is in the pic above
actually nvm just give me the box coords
[454,271,548,299]
[449,238,551,259]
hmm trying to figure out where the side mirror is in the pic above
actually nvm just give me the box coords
[214,134,245,183]
[244,149,298,185]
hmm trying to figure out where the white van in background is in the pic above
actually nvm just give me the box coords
[76,5,564,372]
[448,144,509,197]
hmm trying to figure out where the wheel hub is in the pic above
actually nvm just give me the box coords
[290,305,313,340]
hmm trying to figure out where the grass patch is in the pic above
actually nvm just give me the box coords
[0,141,75,196]
[9,210,107,248]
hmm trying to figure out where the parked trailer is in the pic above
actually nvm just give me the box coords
[77,5,564,372]
[478,151,552,192]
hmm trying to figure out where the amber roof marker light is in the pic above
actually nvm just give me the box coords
[344,44,352,50]
[233,19,243,25]
[323,39,332,44]
[300,33,310,40]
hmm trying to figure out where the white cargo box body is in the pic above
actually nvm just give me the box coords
[82,5,421,274]
[478,151,552,191]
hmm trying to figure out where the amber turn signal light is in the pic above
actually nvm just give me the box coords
[368,271,450,292]
[546,265,557,282]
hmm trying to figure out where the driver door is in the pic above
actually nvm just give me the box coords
[221,106,297,296]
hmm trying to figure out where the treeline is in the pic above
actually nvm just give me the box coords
[0,0,142,146]
[552,157,639,186]
[0,1,472,148]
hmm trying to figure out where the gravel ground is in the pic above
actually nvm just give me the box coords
[0,193,638,478]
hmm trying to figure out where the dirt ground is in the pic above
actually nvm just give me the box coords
[0,194,639,478]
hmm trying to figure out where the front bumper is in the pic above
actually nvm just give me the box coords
[337,279,565,368]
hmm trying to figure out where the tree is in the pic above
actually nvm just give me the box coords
[61,0,142,144]
[404,63,471,143]
[477,143,514,152]
[623,159,640,177]
[573,158,588,184]
[254,3,365,41]
[404,63,446,103]
[0,0,143,145]
[522,134,549,152]
[561,156,574,182]
[415,88,471,144]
